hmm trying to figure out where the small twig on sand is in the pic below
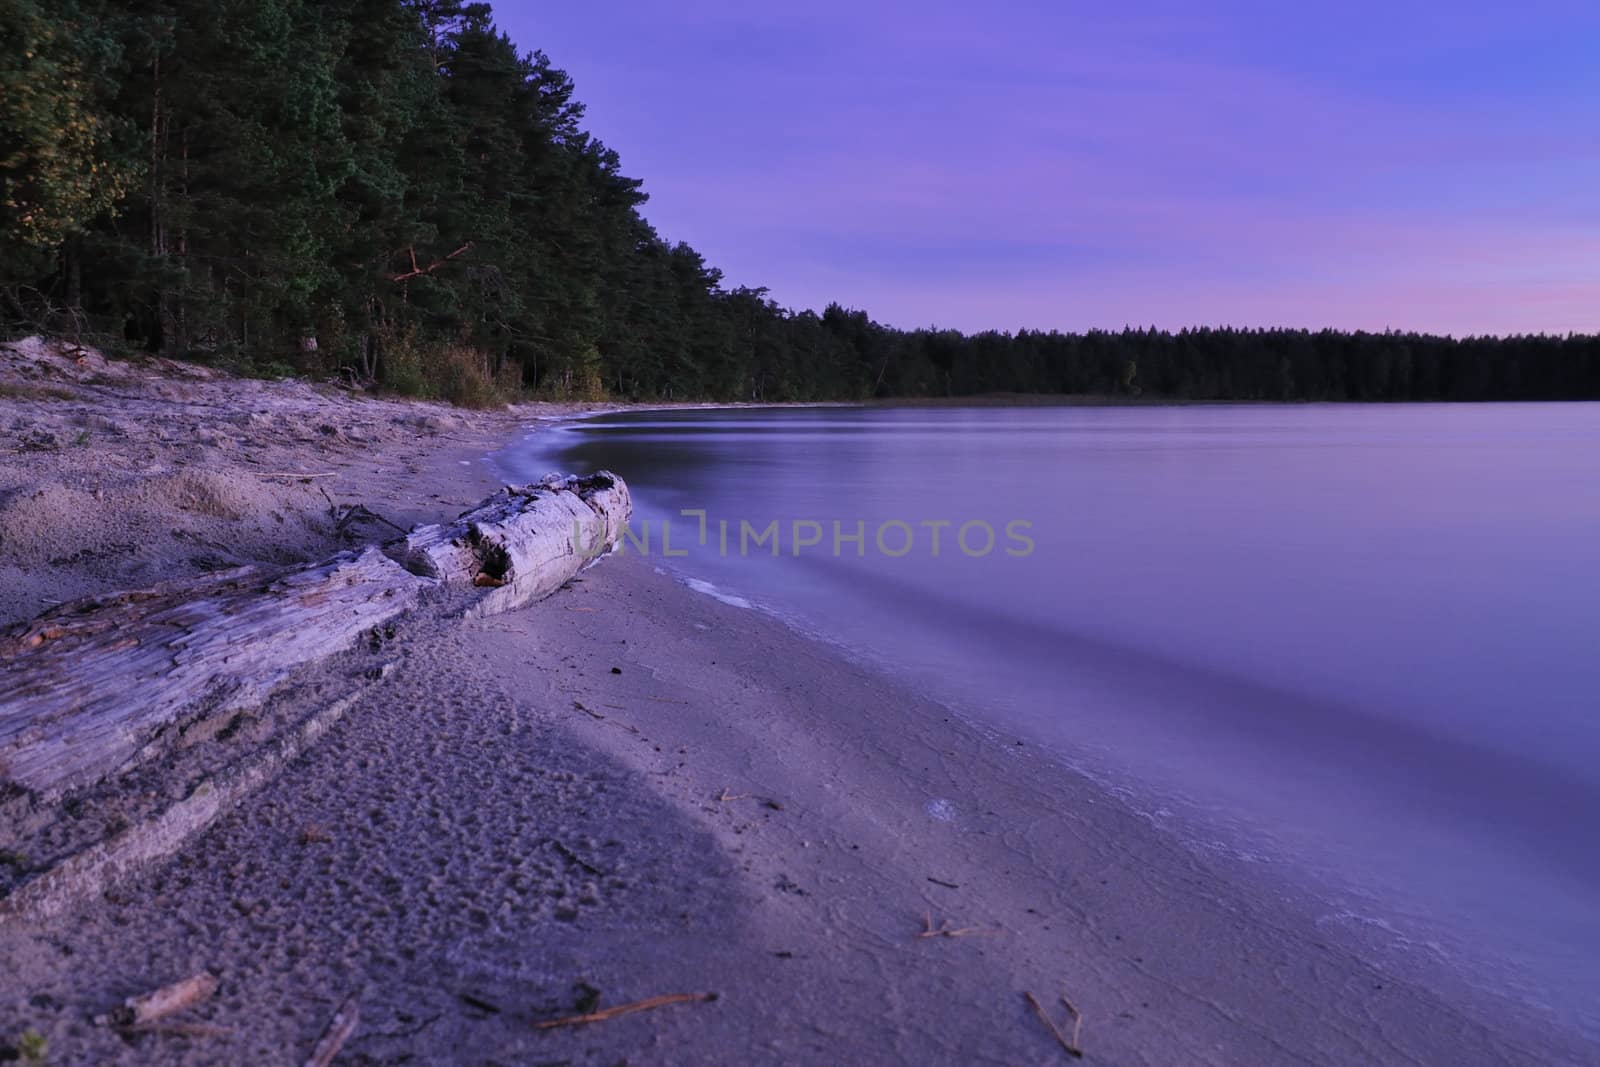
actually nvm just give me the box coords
[543,838,604,876]
[458,992,501,1015]
[927,876,960,889]
[573,700,605,720]
[716,788,750,802]
[334,503,407,535]
[258,471,337,479]
[98,973,219,1028]
[305,993,360,1067]
[918,912,991,939]
[533,992,718,1031]
[1024,991,1084,1059]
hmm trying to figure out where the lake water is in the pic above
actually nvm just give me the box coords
[497,403,1600,1041]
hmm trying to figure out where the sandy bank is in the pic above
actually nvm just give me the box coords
[0,337,634,626]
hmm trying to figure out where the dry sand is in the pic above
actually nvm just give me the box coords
[1,342,1593,1064]
[0,337,610,624]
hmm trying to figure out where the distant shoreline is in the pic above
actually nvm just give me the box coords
[870,391,1600,407]
[872,391,1232,407]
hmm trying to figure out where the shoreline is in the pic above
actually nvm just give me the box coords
[573,547,1593,1060]
[516,557,1597,1063]
[496,406,1599,1057]
[0,337,827,626]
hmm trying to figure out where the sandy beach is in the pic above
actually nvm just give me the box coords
[1,346,1593,1064]
[0,338,596,627]
[4,0,1598,1057]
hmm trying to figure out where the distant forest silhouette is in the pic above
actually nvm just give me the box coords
[5,1,1598,404]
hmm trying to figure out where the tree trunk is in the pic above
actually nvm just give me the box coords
[149,56,172,352]
[63,239,82,318]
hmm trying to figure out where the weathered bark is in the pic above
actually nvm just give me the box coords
[388,471,632,617]
[0,548,424,798]
[0,475,632,902]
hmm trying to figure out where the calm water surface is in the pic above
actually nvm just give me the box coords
[497,403,1600,1039]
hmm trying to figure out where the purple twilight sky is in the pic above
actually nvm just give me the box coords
[492,1,1600,337]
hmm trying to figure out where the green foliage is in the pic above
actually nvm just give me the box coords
[373,319,430,397]
[17,1029,48,1064]
[0,1,138,256]
[4,0,1599,404]
[247,360,297,381]
[434,343,498,408]
[370,320,515,406]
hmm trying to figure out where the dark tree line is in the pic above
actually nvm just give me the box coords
[4,0,1599,404]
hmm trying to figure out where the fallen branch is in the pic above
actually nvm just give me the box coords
[533,992,718,1031]
[334,503,407,536]
[1024,991,1084,1059]
[304,993,360,1067]
[256,471,337,479]
[715,788,750,802]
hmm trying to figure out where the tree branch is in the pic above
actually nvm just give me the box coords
[389,242,474,283]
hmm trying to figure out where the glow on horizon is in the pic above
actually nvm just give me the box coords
[494,1,1600,337]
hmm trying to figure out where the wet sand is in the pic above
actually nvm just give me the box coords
[2,545,1593,1063]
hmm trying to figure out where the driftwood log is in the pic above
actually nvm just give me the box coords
[0,473,632,803]
[0,548,422,798]
[387,471,631,617]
